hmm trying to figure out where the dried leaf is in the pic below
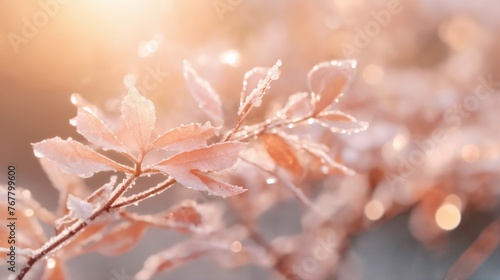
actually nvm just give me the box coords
[121,87,156,150]
[149,122,218,152]
[278,92,314,119]
[260,133,303,176]
[238,60,282,122]
[70,107,129,153]
[315,110,369,134]
[183,60,224,125]
[67,194,94,220]
[33,137,128,178]
[307,59,356,114]
[82,221,148,256]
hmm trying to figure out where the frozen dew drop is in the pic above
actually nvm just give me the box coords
[287,124,295,129]
[307,118,315,125]
[69,118,77,126]
[34,150,44,158]
[70,94,78,105]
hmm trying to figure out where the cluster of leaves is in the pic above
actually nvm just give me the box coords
[0,58,367,279]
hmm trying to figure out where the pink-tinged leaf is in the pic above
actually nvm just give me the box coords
[121,199,224,234]
[315,110,369,134]
[149,122,218,152]
[82,221,148,256]
[87,175,116,206]
[191,170,246,198]
[39,158,89,215]
[307,59,356,114]
[154,142,246,197]
[155,142,245,172]
[260,133,303,176]
[121,87,156,150]
[280,132,355,175]
[238,60,282,122]
[278,92,314,119]
[135,225,266,279]
[67,194,93,220]
[183,60,224,125]
[70,107,129,154]
[33,137,129,178]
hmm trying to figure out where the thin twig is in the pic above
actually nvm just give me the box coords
[112,177,176,209]
[17,175,137,280]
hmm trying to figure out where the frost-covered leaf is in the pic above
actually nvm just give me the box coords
[87,175,117,207]
[39,157,89,214]
[135,225,256,279]
[280,132,355,175]
[0,186,47,250]
[307,59,356,114]
[191,170,246,198]
[167,200,203,227]
[183,60,224,125]
[67,194,94,220]
[149,122,218,152]
[82,221,148,256]
[238,60,282,122]
[278,92,314,119]
[154,142,246,197]
[155,142,245,172]
[122,200,224,234]
[121,87,156,150]
[260,133,303,176]
[70,107,129,153]
[315,110,369,134]
[33,137,128,178]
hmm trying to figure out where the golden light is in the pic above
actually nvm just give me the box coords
[364,200,385,221]
[392,134,408,151]
[438,16,479,51]
[22,189,31,198]
[230,241,242,253]
[461,144,480,163]
[435,204,461,231]
[46,258,56,269]
[219,49,241,68]
[362,64,384,85]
